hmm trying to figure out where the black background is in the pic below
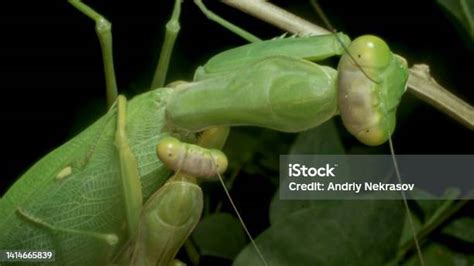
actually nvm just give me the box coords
[1,0,473,237]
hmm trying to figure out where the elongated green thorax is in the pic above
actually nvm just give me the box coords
[337,35,408,146]
[166,56,338,133]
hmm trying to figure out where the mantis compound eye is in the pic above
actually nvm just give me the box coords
[345,35,392,81]
[156,136,183,166]
[210,150,228,174]
[337,35,408,146]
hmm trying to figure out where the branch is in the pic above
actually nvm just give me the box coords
[408,65,473,129]
[223,0,474,130]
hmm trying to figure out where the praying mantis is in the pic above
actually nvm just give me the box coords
[0,0,474,264]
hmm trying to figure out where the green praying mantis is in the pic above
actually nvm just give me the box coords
[1,0,472,265]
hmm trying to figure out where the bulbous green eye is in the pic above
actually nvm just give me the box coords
[156,136,182,163]
[210,150,228,174]
[347,35,391,73]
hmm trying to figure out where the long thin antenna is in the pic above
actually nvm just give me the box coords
[309,0,380,84]
[389,138,425,266]
[310,0,424,263]
[211,159,269,266]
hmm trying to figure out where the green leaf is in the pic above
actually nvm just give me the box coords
[224,129,260,167]
[404,243,473,266]
[289,119,345,155]
[411,189,447,220]
[257,130,292,172]
[442,217,474,243]
[192,213,247,260]
[399,188,459,247]
[235,200,405,266]
[269,119,347,225]
[437,0,474,41]
[224,128,291,175]
[398,211,423,248]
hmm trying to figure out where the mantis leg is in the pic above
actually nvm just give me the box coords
[16,207,119,246]
[115,96,143,241]
[131,173,203,266]
[69,0,118,107]
[130,127,230,265]
[16,207,119,264]
[197,126,230,149]
[194,0,261,43]
[151,0,182,89]
[114,95,201,265]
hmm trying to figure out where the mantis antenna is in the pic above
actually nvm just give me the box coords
[389,138,424,265]
[210,157,269,266]
[310,0,380,84]
[310,1,425,265]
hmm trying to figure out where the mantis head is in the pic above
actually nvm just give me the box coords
[156,136,228,178]
[337,35,408,146]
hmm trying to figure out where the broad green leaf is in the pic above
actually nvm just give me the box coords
[274,119,403,264]
[224,128,290,175]
[399,188,459,247]
[442,217,474,243]
[404,243,473,265]
[258,130,292,172]
[437,0,474,41]
[270,119,346,225]
[192,213,246,260]
[398,212,423,248]
[224,129,260,168]
[289,119,345,155]
[235,200,405,266]
[411,189,446,220]
[412,188,459,217]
